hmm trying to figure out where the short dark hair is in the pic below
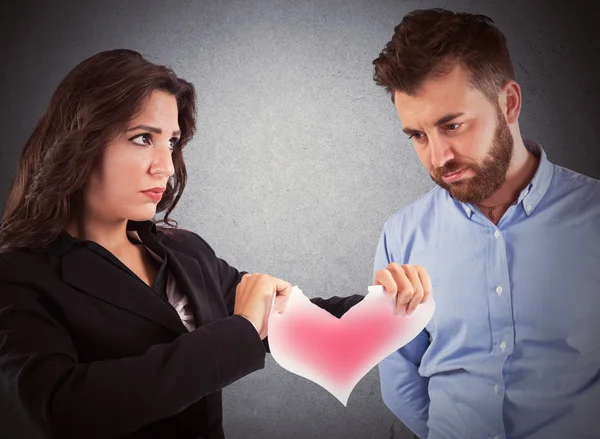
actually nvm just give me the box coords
[1,49,197,252]
[373,8,515,103]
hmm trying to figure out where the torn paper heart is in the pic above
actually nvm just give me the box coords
[268,285,435,405]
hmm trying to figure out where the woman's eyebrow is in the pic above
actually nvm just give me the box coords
[127,124,181,136]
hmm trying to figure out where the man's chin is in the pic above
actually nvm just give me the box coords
[436,180,480,204]
[434,177,467,192]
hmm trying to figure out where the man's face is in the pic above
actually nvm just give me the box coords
[393,63,514,204]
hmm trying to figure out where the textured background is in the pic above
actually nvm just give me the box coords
[0,0,598,438]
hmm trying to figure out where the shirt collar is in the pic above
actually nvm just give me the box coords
[519,140,553,216]
[458,139,554,219]
[45,220,158,259]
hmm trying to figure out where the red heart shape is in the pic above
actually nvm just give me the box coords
[268,286,435,405]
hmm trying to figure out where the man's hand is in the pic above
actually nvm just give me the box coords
[374,263,432,315]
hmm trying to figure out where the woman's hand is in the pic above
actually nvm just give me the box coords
[234,273,292,339]
[373,263,432,315]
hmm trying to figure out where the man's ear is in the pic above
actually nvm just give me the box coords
[498,80,522,124]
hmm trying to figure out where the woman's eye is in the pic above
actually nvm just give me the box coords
[130,134,152,146]
[169,138,180,149]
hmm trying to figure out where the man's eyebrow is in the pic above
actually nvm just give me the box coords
[402,112,465,135]
[127,125,181,136]
[402,127,421,136]
[434,112,464,127]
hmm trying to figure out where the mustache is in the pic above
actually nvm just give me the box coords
[432,160,469,179]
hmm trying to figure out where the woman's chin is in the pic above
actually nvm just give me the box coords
[126,209,157,222]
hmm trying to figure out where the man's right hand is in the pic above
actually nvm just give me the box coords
[373,262,432,316]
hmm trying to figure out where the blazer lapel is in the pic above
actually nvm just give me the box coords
[139,228,215,327]
[165,247,215,326]
[61,245,187,335]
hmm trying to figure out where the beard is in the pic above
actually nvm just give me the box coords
[430,107,514,204]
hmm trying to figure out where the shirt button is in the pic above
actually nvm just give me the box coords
[500,341,507,351]
[493,436,501,439]
[526,204,532,212]
[493,384,499,394]
[494,230,500,239]
[496,286,503,295]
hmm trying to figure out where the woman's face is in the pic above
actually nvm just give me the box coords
[82,90,181,224]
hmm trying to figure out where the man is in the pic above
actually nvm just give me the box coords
[370,8,600,439]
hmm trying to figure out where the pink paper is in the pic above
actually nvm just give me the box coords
[268,285,435,405]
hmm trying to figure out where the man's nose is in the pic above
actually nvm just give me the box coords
[429,136,454,169]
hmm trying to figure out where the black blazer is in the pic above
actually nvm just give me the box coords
[0,221,363,439]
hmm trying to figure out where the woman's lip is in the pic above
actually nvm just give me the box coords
[142,191,163,202]
[442,168,467,183]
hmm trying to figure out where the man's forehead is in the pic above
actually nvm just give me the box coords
[394,93,465,122]
[393,83,484,126]
[392,63,474,105]
[394,83,470,109]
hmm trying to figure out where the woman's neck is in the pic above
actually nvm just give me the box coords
[65,216,135,255]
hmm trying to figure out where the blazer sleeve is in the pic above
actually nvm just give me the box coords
[0,255,266,439]
[190,233,365,355]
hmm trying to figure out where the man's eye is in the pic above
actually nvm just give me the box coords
[446,123,462,131]
[408,133,425,141]
[130,134,152,146]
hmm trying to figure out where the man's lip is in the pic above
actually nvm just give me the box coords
[442,168,467,183]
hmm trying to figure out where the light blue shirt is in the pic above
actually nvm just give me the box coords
[374,140,600,439]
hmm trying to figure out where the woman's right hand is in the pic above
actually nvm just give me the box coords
[233,273,292,339]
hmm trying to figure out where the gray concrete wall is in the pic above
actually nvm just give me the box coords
[0,0,598,438]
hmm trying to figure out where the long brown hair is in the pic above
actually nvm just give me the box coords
[0,49,197,252]
[372,8,515,102]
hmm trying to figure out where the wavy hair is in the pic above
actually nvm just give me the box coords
[0,49,196,252]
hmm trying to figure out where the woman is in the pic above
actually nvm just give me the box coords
[0,49,430,439]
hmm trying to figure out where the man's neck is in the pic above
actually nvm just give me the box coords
[475,139,540,224]
[481,139,540,208]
